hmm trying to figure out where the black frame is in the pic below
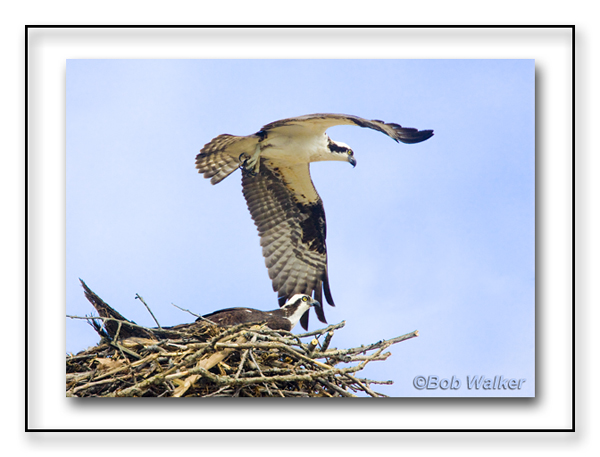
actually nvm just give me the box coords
[25,24,575,433]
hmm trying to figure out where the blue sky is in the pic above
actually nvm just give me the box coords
[66,59,534,397]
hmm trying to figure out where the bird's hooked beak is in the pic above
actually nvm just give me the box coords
[348,156,357,168]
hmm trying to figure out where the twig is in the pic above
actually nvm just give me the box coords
[135,294,161,329]
[317,377,357,397]
[314,330,419,359]
[171,303,218,326]
[344,373,382,397]
[247,349,275,396]
[113,320,123,341]
[234,334,258,379]
[214,341,334,370]
[67,315,155,333]
[320,330,335,352]
[294,321,346,338]
[306,338,319,357]
[110,341,142,360]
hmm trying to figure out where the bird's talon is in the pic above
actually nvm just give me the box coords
[241,164,257,177]
[238,153,259,176]
[244,169,258,177]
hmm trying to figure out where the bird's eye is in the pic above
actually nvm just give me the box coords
[302,296,308,302]
[347,150,352,155]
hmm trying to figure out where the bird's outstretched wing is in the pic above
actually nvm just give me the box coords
[196,114,433,184]
[242,160,333,329]
[261,113,434,144]
[195,133,260,184]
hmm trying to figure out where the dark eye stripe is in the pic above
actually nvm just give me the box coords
[327,138,351,154]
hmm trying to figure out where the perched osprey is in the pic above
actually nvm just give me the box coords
[196,113,433,329]
[197,294,320,331]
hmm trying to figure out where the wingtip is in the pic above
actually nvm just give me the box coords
[399,129,434,144]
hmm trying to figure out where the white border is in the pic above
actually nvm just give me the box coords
[27,26,572,430]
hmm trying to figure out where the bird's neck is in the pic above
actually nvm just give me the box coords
[282,302,312,328]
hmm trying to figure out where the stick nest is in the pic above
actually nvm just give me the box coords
[66,281,418,398]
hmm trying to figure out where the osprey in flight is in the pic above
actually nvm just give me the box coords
[196,113,433,329]
[197,294,320,331]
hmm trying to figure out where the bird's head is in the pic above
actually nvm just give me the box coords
[281,294,321,329]
[327,137,357,168]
